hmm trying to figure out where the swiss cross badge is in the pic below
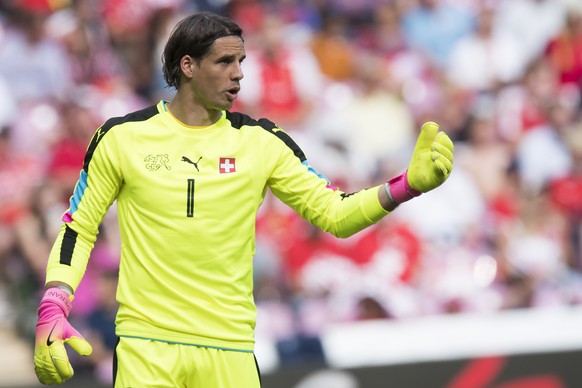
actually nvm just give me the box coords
[219,157,236,174]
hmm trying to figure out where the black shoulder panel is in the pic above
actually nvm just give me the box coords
[83,104,159,171]
[225,111,307,162]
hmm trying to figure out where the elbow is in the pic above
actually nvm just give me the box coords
[329,228,357,239]
[337,231,355,239]
[324,218,371,239]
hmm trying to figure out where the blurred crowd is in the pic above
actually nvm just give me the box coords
[1,0,582,383]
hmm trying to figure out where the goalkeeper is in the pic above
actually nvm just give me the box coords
[33,11,454,388]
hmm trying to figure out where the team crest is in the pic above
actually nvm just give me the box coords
[144,154,171,171]
[219,157,236,174]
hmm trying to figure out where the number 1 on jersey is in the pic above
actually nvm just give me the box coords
[187,179,195,217]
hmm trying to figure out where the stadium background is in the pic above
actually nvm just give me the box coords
[0,0,581,386]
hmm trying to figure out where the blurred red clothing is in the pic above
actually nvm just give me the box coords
[549,175,582,217]
[0,153,43,225]
[257,52,302,123]
[544,12,582,87]
[47,137,86,185]
[261,207,421,286]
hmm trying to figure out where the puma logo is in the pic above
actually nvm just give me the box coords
[182,156,202,171]
[95,127,106,142]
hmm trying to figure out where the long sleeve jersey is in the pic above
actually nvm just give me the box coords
[46,100,389,351]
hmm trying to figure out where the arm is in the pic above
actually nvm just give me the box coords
[34,124,122,385]
[269,121,453,238]
[45,123,122,291]
[268,148,389,238]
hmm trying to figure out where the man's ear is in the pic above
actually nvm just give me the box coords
[179,55,196,80]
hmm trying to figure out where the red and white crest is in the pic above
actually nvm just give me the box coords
[219,157,236,174]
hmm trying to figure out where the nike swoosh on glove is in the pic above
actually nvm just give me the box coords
[34,287,93,385]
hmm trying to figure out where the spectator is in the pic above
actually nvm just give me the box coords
[314,51,416,182]
[495,58,561,143]
[45,3,124,86]
[0,125,44,234]
[236,11,324,131]
[544,5,582,90]
[549,117,582,271]
[0,4,72,103]
[494,0,566,73]
[447,4,524,93]
[515,100,574,192]
[455,99,513,203]
[363,2,408,56]
[499,188,569,309]
[401,0,475,69]
[309,8,356,82]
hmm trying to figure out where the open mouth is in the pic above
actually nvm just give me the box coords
[226,87,240,100]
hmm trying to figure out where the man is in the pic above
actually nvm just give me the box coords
[33,11,454,387]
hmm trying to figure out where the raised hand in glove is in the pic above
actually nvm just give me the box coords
[34,287,93,385]
[384,121,454,206]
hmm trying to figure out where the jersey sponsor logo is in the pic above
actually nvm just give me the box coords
[219,157,236,174]
[181,156,202,171]
[144,154,171,171]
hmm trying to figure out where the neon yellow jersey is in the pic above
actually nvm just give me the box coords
[46,100,389,351]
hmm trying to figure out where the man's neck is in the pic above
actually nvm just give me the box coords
[166,95,221,127]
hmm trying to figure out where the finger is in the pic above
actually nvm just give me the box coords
[422,121,440,137]
[435,131,454,152]
[49,342,75,382]
[34,351,65,384]
[432,153,453,176]
[66,336,93,356]
[414,121,440,153]
[432,141,454,163]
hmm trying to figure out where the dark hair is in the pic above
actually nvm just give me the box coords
[162,12,243,90]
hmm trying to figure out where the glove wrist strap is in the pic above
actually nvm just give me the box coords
[387,170,421,205]
[40,288,73,317]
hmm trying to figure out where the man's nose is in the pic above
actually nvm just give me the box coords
[233,63,244,80]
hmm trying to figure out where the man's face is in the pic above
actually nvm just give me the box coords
[189,35,245,112]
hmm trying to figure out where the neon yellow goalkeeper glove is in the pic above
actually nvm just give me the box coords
[34,287,93,385]
[385,121,454,205]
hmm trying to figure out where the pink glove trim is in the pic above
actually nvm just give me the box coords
[38,288,73,318]
[387,170,421,205]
